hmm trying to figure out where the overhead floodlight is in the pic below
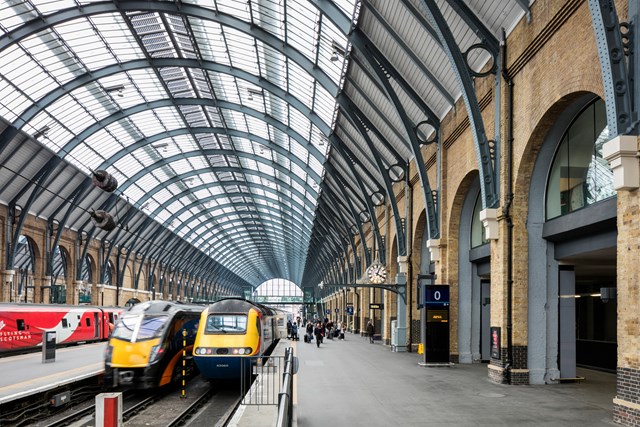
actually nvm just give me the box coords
[247,88,263,101]
[330,41,346,61]
[33,125,50,140]
[92,170,118,192]
[152,142,169,152]
[105,84,125,97]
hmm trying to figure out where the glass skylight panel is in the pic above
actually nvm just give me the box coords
[2,48,57,102]
[0,2,35,32]
[55,19,114,71]
[224,28,259,73]
[46,98,93,136]
[188,19,228,63]
[287,83,315,119]
[155,210,172,224]
[112,154,146,178]
[121,183,146,203]
[21,35,82,85]
[215,0,251,21]
[288,108,311,137]
[0,80,27,121]
[314,85,335,125]
[69,145,102,171]
[286,1,317,61]
[214,73,241,104]
[127,69,169,102]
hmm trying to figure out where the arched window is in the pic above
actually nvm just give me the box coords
[546,99,615,220]
[470,192,488,248]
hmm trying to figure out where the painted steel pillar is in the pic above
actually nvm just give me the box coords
[2,270,15,302]
[394,256,409,352]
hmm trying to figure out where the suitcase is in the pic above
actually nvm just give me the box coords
[304,334,309,343]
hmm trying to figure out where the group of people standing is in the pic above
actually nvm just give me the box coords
[300,318,347,348]
[288,317,377,347]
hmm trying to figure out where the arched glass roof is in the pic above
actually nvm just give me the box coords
[0,0,531,289]
[0,0,358,284]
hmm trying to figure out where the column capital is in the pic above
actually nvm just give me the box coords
[603,134,639,191]
[397,256,409,273]
[426,239,441,261]
[479,208,499,240]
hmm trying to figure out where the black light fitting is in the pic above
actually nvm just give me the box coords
[92,170,118,192]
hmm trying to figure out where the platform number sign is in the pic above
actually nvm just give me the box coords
[422,285,450,307]
[346,306,354,315]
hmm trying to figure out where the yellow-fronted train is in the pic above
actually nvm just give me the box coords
[193,298,286,380]
[104,301,203,389]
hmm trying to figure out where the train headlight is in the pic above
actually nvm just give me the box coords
[149,345,165,363]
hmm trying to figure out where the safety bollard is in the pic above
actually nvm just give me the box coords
[95,392,122,427]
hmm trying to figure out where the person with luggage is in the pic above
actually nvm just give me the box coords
[314,321,324,348]
[305,321,314,343]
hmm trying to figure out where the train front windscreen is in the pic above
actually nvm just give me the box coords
[205,314,247,334]
[111,314,168,342]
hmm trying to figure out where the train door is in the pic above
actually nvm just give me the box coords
[94,312,100,339]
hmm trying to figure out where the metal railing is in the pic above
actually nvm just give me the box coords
[240,355,286,405]
[275,347,297,427]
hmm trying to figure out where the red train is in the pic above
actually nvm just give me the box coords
[0,303,122,355]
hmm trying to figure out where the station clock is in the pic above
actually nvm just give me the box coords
[367,261,387,284]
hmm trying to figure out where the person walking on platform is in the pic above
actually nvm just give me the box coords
[314,321,324,348]
[291,321,299,341]
[366,320,375,343]
[306,321,313,343]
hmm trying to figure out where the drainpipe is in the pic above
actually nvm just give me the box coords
[501,28,515,382]
[405,167,414,351]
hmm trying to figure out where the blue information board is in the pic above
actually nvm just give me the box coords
[346,306,354,315]
[422,285,450,306]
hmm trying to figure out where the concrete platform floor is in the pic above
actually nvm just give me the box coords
[293,332,616,427]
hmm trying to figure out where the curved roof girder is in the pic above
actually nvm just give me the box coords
[59,96,325,166]
[174,202,312,242]
[360,2,455,109]
[163,198,312,242]
[189,218,312,258]
[5,156,62,269]
[140,183,314,251]
[328,116,390,262]
[587,0,635,136]
[97,126,322,183]
[322,173,371,267]
[132,164,316,221]
[349,30,440,240]
[188,211,311,244]
[336,93,408,168]
[416,0,499,209]
[0,1,339,95]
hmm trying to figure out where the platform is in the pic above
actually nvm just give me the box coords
[293,332,617,427]
[0,343,105,405]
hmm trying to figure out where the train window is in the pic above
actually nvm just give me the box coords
[62,319,68,328]
[16,319,25,331]
[86,318,91,327]
[205,315,247,333]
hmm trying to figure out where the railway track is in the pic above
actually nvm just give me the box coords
[37,376,242,427]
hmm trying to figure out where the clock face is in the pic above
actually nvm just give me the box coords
[367,262,387,284]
